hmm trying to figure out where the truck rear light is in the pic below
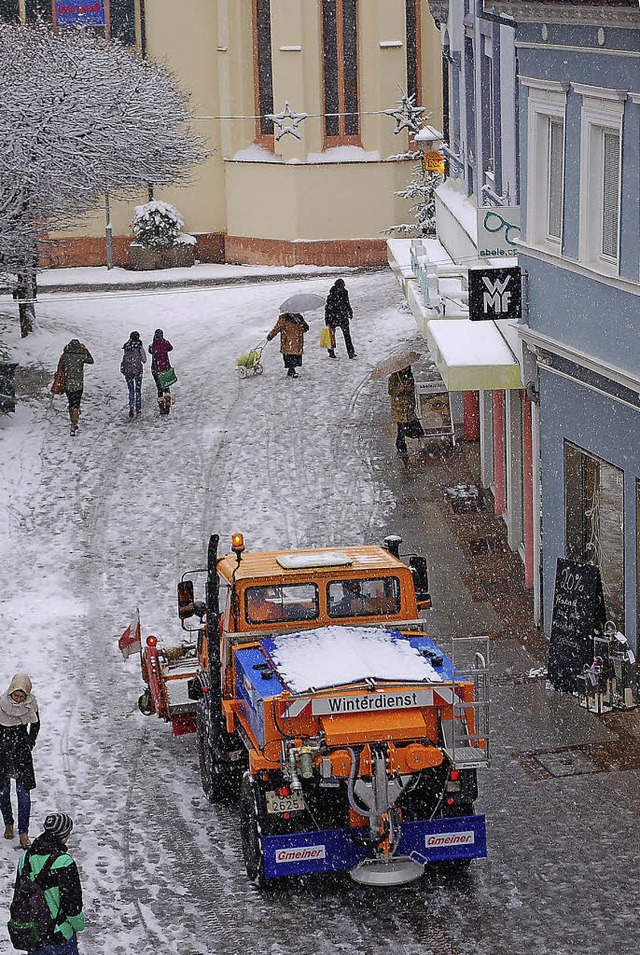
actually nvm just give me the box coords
[446,797,455,806]
[283,812,291,820]
[450,769,460,781]
[277,786,291,797]
[146,636,157,647]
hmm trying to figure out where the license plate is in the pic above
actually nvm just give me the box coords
[265,791,306,814]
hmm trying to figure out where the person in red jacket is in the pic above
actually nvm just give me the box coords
[148,328,174,415]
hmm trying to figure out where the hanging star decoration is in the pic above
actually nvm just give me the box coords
[265,101,309,141]
[384,90,426,135]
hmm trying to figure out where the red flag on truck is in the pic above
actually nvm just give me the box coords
[119,609,141,660]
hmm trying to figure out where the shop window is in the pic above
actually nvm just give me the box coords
[110,0,136,46]
[25,0,51,21]
[637,481,640,644]
[253,0,274,142]
[322,0,359,143]
[0,0,20,21]
[565,442,624,629]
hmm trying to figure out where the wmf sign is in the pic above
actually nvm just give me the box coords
[468,267,522,321]
[477,206,520,257]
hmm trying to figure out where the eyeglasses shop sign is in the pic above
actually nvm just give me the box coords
[477,206,521,257]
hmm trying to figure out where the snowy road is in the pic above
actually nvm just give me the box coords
[2,271,465,955]
[2,270,640,955]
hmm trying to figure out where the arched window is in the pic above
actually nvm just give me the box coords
[253,0,274,143]
[322,0,359,144]
[405,0,421,107]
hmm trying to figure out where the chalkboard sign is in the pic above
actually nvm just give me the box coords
[548,559,607,692]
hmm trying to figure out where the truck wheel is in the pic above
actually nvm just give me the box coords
[240,772,266,887]
[196,705,226,804]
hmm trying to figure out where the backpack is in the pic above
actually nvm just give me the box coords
[7,853,56,951]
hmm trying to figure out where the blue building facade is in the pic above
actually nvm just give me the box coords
[495,0,640,646]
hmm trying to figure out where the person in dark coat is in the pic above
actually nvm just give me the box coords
[148,328,174,415]
[388,365,424,464]
[14,812,85,954]
[120,330,146,419]
[0,673,40,848]
[59,340,94,436]
[324,279,357,359]
[267,313,309,378]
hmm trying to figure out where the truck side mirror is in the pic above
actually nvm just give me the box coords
[409,556,431,606]
[178,580,195,619]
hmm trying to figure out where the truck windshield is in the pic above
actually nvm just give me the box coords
[327,576,401,618]
[245,583,319,624]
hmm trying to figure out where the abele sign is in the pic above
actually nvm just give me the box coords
[468,267,521,322]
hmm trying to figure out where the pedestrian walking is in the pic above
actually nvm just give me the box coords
[59,340,94,436]
[266,312,309,378]
[8,812,85,955]
[120,330,146,419]
[324,279,357,359]
[148,329,174,416]
[388,365,424,464]
[0,673,40,849]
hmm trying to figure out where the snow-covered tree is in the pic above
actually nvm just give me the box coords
[383,154,442,238]
[0,21,206,335]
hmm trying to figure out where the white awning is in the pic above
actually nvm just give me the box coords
[426,319,523,391]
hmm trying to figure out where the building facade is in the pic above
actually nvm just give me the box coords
[495,0,640,647]
[389,0,534,606]
[0,0,443,268]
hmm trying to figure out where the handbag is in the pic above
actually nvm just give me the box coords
[405,417,425,439]
[157,367,177,388]
[50,358,66,395]
[319,328,332,349]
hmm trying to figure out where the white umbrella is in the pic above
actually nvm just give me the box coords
[279,292,326,313]
[369,349,423,380]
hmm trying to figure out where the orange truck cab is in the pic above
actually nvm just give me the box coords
[149,533,490,886]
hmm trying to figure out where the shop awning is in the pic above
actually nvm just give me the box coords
[425,319,522,391]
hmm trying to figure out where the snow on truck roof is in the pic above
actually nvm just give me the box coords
[266,626,443,692]
[217,545,407,581]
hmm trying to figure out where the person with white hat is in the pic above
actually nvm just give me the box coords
[0,673,40,848]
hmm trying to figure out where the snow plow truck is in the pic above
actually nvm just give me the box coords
[138,532,490,886]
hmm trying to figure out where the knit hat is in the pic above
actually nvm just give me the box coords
[130,331,140,341]
[154,328,163,338]
[43,813,74,839]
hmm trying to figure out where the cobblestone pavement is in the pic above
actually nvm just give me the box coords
[380,434,640,955]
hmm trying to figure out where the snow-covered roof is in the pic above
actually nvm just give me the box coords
[268,626,442,692]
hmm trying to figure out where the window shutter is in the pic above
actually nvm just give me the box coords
[601,130,620,260]
[547,119,564,240]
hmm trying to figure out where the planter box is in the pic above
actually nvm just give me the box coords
[129,242,195,271]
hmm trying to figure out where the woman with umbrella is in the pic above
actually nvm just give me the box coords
[388,365,424,463]
[371,349,424,464]
[267,312,309,379]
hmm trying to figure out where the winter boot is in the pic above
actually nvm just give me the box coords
[328,349,337,359]
[163,393,172,415]
[4,825,13,840]
[19,833,30,848]
[129,407,134,419]
[69,409,79,435]
[158,397,165,416]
